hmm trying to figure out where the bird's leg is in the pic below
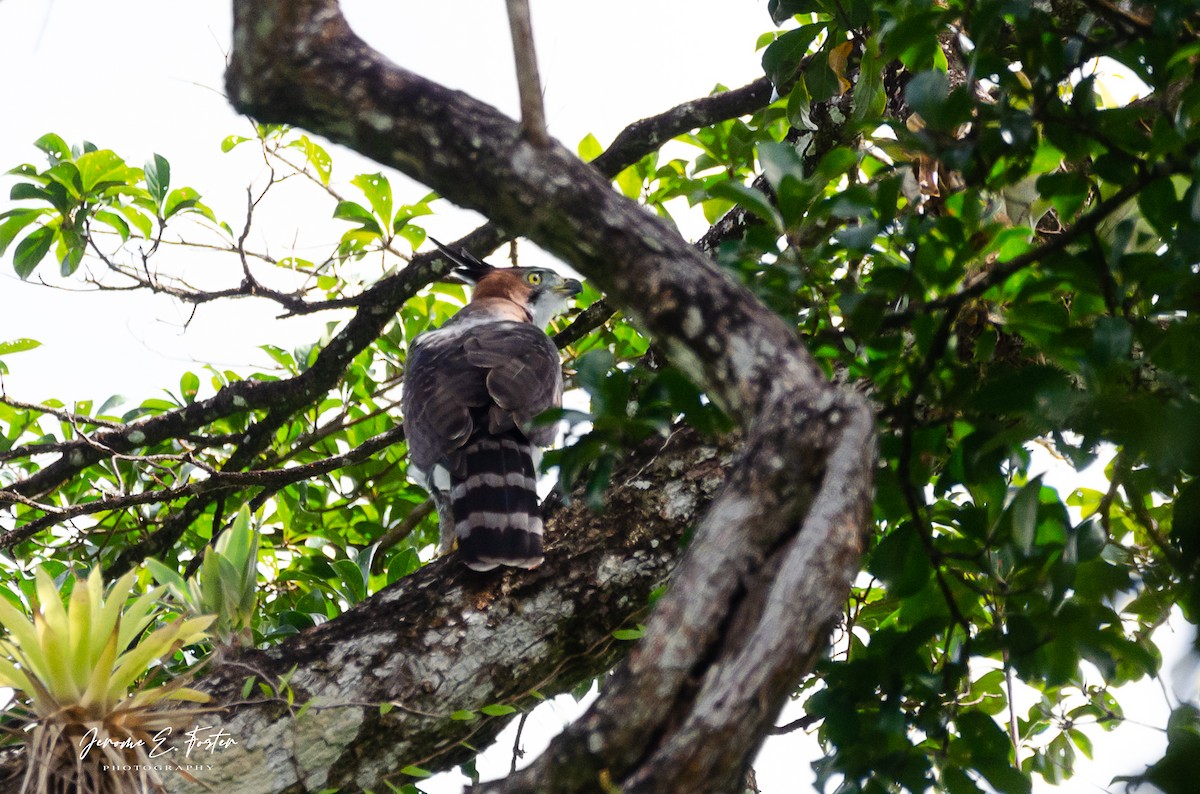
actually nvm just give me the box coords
[431,489,456,554]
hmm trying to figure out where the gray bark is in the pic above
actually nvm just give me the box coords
[174,429,734,793]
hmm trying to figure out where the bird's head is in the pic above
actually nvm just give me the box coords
[428,237,583,328]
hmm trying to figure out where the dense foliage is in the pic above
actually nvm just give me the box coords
[2,0,1199,791]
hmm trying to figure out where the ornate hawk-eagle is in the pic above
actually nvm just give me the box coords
[402,239,582,571]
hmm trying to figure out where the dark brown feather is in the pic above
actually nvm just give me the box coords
[402,256,570,571]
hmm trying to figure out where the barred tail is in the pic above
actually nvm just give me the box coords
[451,433,544,571]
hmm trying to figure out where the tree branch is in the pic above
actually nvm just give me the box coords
[0,428,734,793]
[590,77,774,178]
[0,426,406,553]
[505,0,550,147]
[0,68,774,534]
[224,3,875,792]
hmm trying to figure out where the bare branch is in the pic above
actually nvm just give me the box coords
[372,498,434,562]
[505,0,550,147]
[591,77,773,178]
[1,424,404,552]
[511,710,531,774]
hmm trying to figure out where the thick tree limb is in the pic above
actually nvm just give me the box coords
[590,77,774,178]
[0,428,733,793]
[225,3,875,793]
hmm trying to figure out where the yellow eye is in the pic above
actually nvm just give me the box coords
[527,272,542,285]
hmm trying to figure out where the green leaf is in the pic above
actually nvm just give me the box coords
[44,163,82,199]
[1008,478,1042,556]
[708,180,784,231]
[397,224,426,249]
[785,78,813,127]
[767,0,823,25]
[904,69,970,131]
[479,703,518,717]
[1172,480,1200,566]
[351,173,393,230]
[221,135,250,153]
[163,187,205,219]
[1090,317,1133,368]
[145,558,192,607]
[76,149,137,193]
[180,371,200,403]
[145,154,171,207]
[866,521,931,597]
[853,43,887,123]
[331,559,366,603]
[115,205,155,239]
[577,132,603,162]
[34,133,72,164]
[58,228,86,276]
[1036,172,1090,221]
[575,350,615,398]
[260,344,297,371]
[615,165,642,199]
[761,23,824,87]
[333,201,382,235]
[1137,176,1179,238]
[13,226,54,279]
[757,137,802,179]
[291,136,333,185]
[0,210,44,256]
[449,710,478,721]
[804,49,842,104]
[0,338,41,356]
[612,626,644,641]
[93,210,131,241]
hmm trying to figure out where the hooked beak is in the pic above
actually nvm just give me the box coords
[557,278,583,297]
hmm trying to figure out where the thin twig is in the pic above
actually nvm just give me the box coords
[510,710,530,773]
[505,0,550,147]
[1003,638,1022,766]
[895,303,972,633]
[371,499,435,570]
[769,714,818,735]
[552,300,614,350]
[0,425,406,550]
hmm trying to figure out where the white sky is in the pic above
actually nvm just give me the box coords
[0,2,1190,792]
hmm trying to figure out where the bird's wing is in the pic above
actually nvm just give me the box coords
[402,321,563,472]
[401,332,490,472]
[462,323,563,447]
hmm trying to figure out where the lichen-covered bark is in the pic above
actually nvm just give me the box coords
[221,2,878,792]
[0,430,731,793]
[175,429,731,793]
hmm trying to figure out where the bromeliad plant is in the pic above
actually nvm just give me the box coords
[0,567,214,794]
[147,505,260,649]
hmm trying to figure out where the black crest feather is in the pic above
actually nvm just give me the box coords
[428,236,496,284]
